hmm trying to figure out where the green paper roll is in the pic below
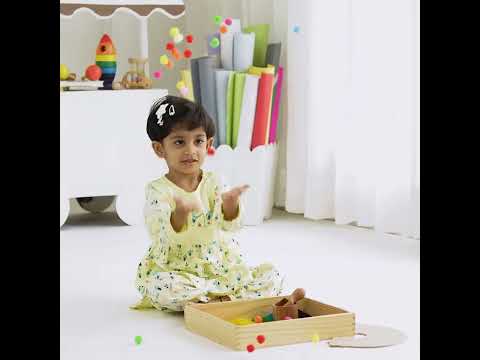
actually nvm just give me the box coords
[243,24,270,67]
[232,73,246,148]
[226,72,235,146]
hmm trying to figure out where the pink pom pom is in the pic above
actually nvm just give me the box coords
[180,87,189,96]
[225,18,232,26]
[153,71,162,79]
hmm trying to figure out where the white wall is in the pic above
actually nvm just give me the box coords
[61,4,186,216]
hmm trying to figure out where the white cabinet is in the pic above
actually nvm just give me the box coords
[60,89,169,226]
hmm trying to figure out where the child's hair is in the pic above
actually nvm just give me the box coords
[146,95,216,142]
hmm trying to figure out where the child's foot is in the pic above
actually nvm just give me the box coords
[206,295,231,303]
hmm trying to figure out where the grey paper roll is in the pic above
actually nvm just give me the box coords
[197,56,219,145]
[220,33,234,70]
[220,19,241,70]
[215,70,233,145]
[266,43,282,74]
[233,32,256,72]
[190,58,202,104]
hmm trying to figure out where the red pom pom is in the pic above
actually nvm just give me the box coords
[186,34,194,43]
[246,344,255,353]
[207,147,215,156]
[183,49,192,58]
[166,42,174,51]
[256,335,265,344]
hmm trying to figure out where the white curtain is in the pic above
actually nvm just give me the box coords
[286,0,419,239]
[183,0,420,239]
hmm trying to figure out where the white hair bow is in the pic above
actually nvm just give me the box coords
[156,103,175,126]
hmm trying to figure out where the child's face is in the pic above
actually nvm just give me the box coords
[152,126,213,176]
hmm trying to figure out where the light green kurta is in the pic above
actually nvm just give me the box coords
[132,171,283,312]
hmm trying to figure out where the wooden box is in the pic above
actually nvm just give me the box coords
[184,296,355,350]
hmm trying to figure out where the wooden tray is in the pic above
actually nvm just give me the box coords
[184,296,355,350]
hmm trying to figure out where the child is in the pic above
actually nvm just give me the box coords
[131,96,283,312]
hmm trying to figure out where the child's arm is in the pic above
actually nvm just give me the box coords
[209,174,249,232]
[144,184,179,264]
[221,185,250,221]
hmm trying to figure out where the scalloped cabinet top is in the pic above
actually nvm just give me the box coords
[60,0,185,17]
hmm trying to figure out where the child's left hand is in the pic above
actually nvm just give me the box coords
[221,185,249,221]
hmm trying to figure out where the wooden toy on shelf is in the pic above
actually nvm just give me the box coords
[114,58,152,90]
[95,34,117,90]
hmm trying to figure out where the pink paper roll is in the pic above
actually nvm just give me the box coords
[269,66,284,143]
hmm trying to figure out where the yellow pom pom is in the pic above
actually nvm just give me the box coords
[60,64,69,80]
[160,55,169,65]
[230,318,254,326]
[311,333,320,343]
[169,27,180,38]
[176,81,186,90]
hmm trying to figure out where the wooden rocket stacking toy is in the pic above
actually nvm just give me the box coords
[272,288,306,320]
[95,34,117,90]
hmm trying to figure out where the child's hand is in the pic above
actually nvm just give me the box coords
[173,195,202,215]
[171,195,201,232]
[221,185,249,221]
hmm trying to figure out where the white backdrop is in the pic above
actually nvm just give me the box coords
[286,0,419,238]
[183,0,419,238]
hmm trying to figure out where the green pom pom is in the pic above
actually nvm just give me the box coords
[262,313,274,322]
[214,15,222,25]
[134,335,142,345]
[210,37,220,48]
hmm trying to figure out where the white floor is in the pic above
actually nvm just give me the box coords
[60,209,419,360]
